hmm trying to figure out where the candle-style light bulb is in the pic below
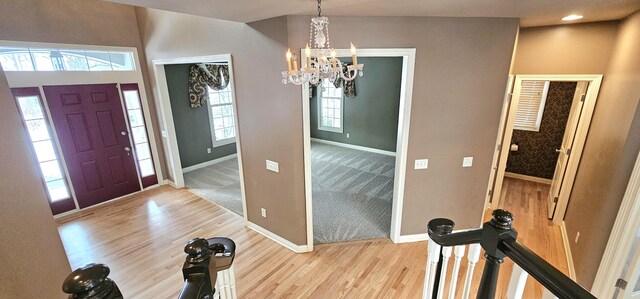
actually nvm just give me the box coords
[305,44,311,69]
[305,44,311,56]
[286,48,292,71]
[330,50,336,57]
[350,43,358,65]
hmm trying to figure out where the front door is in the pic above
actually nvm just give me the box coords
[547,82,588,218]
[44,84,140,209]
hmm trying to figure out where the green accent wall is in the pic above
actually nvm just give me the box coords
[310,57,402,152]
[164,64,236,168]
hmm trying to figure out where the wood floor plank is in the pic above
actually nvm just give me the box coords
[57,177,569,298]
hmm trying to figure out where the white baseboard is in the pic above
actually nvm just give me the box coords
[561,221,577,280]
[311,138,396,157]
[247,222,310,253]
[505,172,552,185]
[396,233,430,243]
[182,154,237,173]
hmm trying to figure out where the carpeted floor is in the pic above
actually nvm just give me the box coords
[184,157,244,216]
[182,143,396,244]
[311,141,395,244]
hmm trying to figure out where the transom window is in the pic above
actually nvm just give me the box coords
[207,85,236,146]
[318,79,344,133]
[15,95,71,202]
[0,46,135,72]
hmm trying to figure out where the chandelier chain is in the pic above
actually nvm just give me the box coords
[317,0,322,17]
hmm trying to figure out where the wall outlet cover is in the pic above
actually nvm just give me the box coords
[207,148,212,154]
[414,159,428,169]
[266,160,279,173]
[261,208,267,218]
[346,133,350,138]
[463,157,473,167]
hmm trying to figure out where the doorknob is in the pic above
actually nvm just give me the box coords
[121,131,127,136]
[124,146,131,156]
[555,149,562,153]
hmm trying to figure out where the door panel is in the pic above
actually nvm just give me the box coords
[44,84,140,209]
[547,82,589,218]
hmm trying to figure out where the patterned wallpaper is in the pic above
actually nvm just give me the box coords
[506,81,577,179]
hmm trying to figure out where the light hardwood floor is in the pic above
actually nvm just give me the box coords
[56,177,568,298]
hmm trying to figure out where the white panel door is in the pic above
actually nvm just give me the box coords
[547,82,588,219]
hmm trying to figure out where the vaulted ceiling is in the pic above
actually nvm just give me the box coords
[105,0,640,27]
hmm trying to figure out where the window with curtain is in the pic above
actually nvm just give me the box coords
[514,80,550,132]
[318,78,344,133]
[207,85,236,146]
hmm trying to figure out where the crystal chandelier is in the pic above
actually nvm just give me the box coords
[282,0,364,86]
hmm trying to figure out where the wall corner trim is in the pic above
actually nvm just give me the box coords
[182,154,237,173]
[561,221,577,280]
[247,222,310,253]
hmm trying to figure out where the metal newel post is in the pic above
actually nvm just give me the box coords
[476,209,517,299]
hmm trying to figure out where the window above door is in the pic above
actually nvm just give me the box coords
[0,46,135,72]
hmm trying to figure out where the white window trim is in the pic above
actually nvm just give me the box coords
[513,80,549,132]
[317,81,344,134]
[206,85,236,147]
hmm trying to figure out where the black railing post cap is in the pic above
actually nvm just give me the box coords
[428,218,455,235]
[491,209,514,229]
[62,263,110,294]
[185,237,212,263]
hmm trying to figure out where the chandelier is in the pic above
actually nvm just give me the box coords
[282,0,364,86]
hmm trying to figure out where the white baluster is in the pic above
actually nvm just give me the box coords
[448,245,466,299]
[541,288,559,299]
[229,265,237,299]
[423,239,442,299]
[507,264,529,299]
[436,246,453,299]
[462,243,482,299]
[223,269,232,299]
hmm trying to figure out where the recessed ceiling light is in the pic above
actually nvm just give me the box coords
[562,15,584,21]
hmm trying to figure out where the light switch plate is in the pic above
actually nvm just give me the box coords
[463,157,473,167]
[161,130,168,138]
[207,148,212,154]
[414,159,428,169]
[266,160,279,173]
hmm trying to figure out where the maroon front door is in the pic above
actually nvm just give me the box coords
[44,84,141,209]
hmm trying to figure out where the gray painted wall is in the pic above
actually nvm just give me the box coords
[164,64,237,168]
[310,57,402,152]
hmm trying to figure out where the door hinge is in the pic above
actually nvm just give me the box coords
[616,278,628,290]
[567,148,572,157]
[488,190,493,197]
[580,94,586,102]
[553,196,559,203]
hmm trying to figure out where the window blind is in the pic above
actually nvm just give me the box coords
[514,80,550,132]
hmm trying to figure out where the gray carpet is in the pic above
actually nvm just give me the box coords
[184,158,244,216]
[312,141,395,244]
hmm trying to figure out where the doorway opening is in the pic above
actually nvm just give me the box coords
[309,57,402,244]
[486,75,603,225]
[302,48,416,248]
[152,55,248,220]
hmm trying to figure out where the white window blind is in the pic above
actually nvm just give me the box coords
[514,80,550,132]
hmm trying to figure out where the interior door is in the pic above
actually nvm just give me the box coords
[547,82,589,218]
[618,227,640,298]
[486,76,514,209]
[44,84,141,209]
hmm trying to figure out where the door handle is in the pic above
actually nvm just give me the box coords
[124,146,131,156]
[555,149,562,153]
[121,131,127,136]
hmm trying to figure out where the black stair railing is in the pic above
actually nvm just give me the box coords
[63,237,231,299]
[427,209,596,299]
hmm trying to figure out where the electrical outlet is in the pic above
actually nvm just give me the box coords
[207,148,212,154]
[346,133,350,138]
[266,160,279,173]
[414,159,428,169]
[463,157,474,167]
[575,232,580,244]
[261,208,267,218]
